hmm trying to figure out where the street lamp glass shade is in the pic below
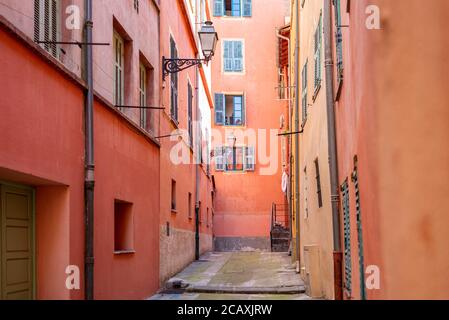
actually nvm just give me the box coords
[198,22,218,60]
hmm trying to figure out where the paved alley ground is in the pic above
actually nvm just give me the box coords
[150,252,310,300]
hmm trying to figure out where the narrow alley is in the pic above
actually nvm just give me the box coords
[151,252,309,300]
[0,0,449,305]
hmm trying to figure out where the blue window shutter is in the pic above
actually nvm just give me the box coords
[243,0,252,17]
[213,0,223,16]
[224,41,234,72]
[233,41,243,72]
[215,93,225,125]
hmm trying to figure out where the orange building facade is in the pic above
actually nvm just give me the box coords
[211,0,290,251]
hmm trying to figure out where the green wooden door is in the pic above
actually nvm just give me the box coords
[0,184,34,300]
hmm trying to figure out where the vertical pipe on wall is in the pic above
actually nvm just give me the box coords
[194,0,201,261]
[84,0,95,300]
[323,0,343,300]
[294,0,301,270]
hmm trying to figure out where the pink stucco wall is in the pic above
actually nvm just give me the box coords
[211,0,290,246]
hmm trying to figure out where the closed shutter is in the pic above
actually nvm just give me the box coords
[170,37,178,122]
[214,93,225,125]
[139,64,147,129]
[242,0,252,17]
[341,180,352,294]
[223,41,234,72]
[34,0,40,42]
[314,15,322,89]
[34,0,59,59]
[233,41,243,72]
[213,0,224,16]
[352,166,366,300]
[334,0,344,83]
[301,61,308,123]
[244,146,255,171]
[215,147,224,171]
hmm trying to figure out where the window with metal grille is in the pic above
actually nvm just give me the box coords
[223,40,244,73]
[139,63,147,129]
[334,0,344,98]
[214,146,254,172]
[34,0,59,59]
[134,0,139,13]
[314,14,322,93]
[170,37,179,123]
[314,158,323,208]
[341,179,352,294]
[188,83,193,147]
[301,60,308,124]
[113,31,125,108]
[352,159,366,300]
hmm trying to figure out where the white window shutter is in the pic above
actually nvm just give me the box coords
[214,93,225,125]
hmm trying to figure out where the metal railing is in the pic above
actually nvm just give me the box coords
[271,203,289,229]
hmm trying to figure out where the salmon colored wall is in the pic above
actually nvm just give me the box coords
[36,186,71,300]
[93,100,160,299]
[0,26,85,300]
[158,0,214,283]
[335,0,449,299]
[332,0,383,300]
[372,0,449,299]
[211,0,289,240]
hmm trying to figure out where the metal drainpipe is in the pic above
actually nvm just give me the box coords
[323,0,343,300]
[275,29,293,241]
[194,0,200,261]
[84,0,95,300]
[294,0,300,272]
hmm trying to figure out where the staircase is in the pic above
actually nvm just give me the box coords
[270,203,291,252]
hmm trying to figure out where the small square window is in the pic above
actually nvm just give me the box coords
[114,200,134,253]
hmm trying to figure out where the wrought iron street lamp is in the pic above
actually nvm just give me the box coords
[162,21,218,81]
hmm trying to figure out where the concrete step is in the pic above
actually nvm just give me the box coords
[185,285,306,295]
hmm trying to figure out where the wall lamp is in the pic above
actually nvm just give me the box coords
[162,21,218,81]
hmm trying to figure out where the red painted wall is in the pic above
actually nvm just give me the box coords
[1,10,161,299]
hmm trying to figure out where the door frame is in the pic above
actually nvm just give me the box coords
[0,180,36,300]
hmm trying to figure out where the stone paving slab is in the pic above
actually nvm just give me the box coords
[153,251,307,300]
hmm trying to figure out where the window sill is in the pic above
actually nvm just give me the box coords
[223,71,245,75]
[171,209,178,214]
[114,250,136,255]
